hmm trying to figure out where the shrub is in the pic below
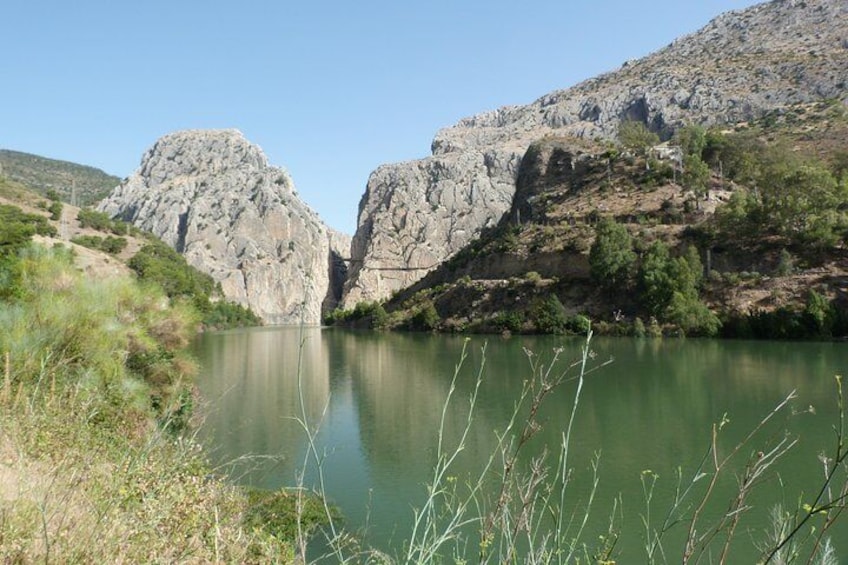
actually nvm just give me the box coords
[618,120,659,154]
[71,234,128,255]
[412,300,440,331]
[804,289,835,338]
[77,208,116,231]
[566,313,592,335]
[666,291,721,337]
[493,310,524,333]
[0,248,295,561]
[48,200,63,221]
[524,271,543,285]
[531,294,568,334]
[775,249,796,276]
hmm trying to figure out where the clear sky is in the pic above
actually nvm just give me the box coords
[1,0,761,233]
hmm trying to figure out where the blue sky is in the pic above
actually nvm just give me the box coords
[2,0,760,233]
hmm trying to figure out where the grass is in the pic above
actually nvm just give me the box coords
[0,245,295,563]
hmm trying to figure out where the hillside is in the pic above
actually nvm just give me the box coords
[0,175,259,329]
[341,0,848,309]
[0,149,121,206]
[329,100,848,338]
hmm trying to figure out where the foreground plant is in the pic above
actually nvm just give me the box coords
[297,332,616,564]
[290,326,847,564]
[638,377,847,565]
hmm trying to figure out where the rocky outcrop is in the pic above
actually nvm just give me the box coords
[342,0,848,307]
[99,129,339,325]
[342,148,521,306]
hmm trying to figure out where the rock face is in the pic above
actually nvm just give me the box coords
[99,129,341,324]
[342,0,848,307]
[342,148,520,306]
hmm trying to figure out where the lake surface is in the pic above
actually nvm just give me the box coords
[193,327,847,562]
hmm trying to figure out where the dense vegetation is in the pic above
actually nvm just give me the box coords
[67,206,260,329]
[0,243,304,561]
[128,238,260,329]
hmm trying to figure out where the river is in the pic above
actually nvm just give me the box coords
[193,327,847,562]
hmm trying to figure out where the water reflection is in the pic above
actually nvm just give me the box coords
[193,329,847,561]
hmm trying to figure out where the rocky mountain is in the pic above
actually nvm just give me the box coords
[0,149,121,206]
[341,0,848,308]
[99,130,343,324]
[333,97,848,337]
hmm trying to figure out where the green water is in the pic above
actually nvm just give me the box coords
[193,327,848,562]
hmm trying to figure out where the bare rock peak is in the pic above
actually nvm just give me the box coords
[100,130,342,325]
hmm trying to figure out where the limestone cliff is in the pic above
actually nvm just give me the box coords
[342,0,848,307]
[99,129,338,324]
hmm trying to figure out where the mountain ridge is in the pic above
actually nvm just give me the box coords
[341,0,848,309]
[0,149,121,206]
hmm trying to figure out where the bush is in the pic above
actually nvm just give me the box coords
[566,314,592,335]
[666,291,721,337]
[493,310,524,333]
[775,249,796,276]
[71,234,128,255]
[48,200,63,221]
[203,300,262,329]
[412,300,440,331]
[127,239,259,329]
[531,294,568,334]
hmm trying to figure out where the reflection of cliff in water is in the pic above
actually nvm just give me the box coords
[193,327,330,484]
[325,330,501,477]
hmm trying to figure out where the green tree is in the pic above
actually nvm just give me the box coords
[637,241,717,334]
[682,153,711,198]
[680,245,705,289]
[412,300,439,331]
[673,124,707,158]
[618,120,659,155]
[638,241,674,317]
[666,290,721,336]
[804,289,834,337]
[589,218,636,290]
[48,200,63,221]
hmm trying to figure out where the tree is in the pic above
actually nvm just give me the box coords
[638,241,674,317]
[618,120,659,155]
[673,124,707,158]
[682,153,711,198]
[589,218,636,290]
[637,241,718,335]
[666,291,721,336]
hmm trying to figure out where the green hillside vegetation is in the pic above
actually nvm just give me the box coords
[328,100,848,339]
[0,243,309,562]
[1,174,259,330]
[128,237,261,329]
[0,149,122,206]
